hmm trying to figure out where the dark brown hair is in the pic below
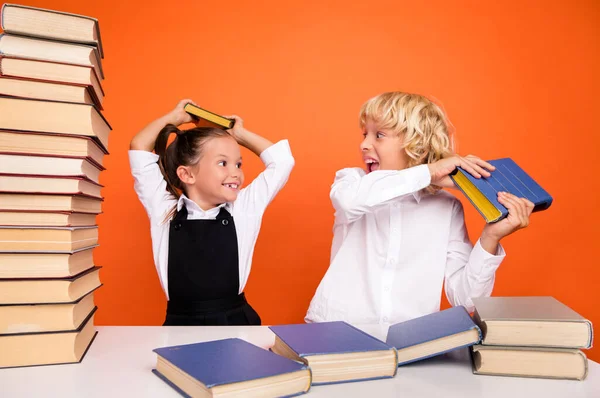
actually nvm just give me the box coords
[154,124,231,199]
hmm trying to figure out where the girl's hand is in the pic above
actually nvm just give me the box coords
[429,154,495,189]
[224,115,248,144]
[166,99,198,126]
[223,115,274,156]
[130,99,197,151]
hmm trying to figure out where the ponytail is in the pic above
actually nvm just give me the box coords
[155,124,184,199]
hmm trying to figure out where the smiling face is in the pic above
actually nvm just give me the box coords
[179,135,245,208]
[360,118,410,173]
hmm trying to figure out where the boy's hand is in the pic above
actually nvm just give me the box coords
[480,192,535,253]
[166,99,198,126]
[429,155,495,189]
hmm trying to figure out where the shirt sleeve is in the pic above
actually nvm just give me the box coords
[234,139,295,215]
[128,150,177,224]
[444,199,506,311]
[330,165,431,225]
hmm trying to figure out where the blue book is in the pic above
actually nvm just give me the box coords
[152,338,311,397]
[269,321,398,385]
[450,158,553,223]
[386,306,482,366]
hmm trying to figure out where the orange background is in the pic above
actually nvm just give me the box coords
[6,0,599,361]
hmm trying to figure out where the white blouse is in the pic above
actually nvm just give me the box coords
[306,165,505,326]
[129,140,295,300]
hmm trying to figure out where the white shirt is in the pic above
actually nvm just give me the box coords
[129,140,295,300]
[305,165,505,326]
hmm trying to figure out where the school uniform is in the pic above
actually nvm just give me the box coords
[129,140,294,325]
[305,165,505,326]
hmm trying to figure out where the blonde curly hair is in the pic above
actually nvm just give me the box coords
[359,92,454,193]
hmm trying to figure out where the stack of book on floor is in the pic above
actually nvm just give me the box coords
[0,3,109,368]
[470,296,593,381]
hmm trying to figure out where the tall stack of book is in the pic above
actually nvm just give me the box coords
[471,296,594,381]
[0,4,108,368]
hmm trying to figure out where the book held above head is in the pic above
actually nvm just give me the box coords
[183,103,235,130]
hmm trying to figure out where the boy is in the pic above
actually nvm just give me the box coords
[306,92,533,325]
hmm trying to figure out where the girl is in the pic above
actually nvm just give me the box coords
[130,99,294,325]
[306,92,534,325]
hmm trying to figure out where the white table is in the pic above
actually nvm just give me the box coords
[1,325,598,397]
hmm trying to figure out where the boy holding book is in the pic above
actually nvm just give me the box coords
[306,92,534,325]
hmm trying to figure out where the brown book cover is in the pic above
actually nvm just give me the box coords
[0,193,103,214]
[0,290,97,335]
[0,244,97,278]
[0,33,104,79]
[0,266,101,304]
[0,225,99,251]
[0,174,103,198]
[0,210,98,226]
[0,75,100,108]
[0,56,105,106]
[0,129,107,167]
[0,153,104,183]
[1,3,104,58]
[0,307,98,368]
[0,96,111,152]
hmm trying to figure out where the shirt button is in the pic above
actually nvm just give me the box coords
[222,219,229,226]
[383,317,389,322]
[393,203,400,208]
[384,286,390,292]
[392,228,399,234]
[389,258,396,265]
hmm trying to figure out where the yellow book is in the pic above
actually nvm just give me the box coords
[184,103,234,129]
[450,158,552,223]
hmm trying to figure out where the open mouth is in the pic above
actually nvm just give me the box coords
[222,183,239,190]
[365,158,380,173]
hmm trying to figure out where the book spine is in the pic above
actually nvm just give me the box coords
[578,350,589,380]
[472,324,483,342]
[151,369,192,398]
[0,4,6,30]
[471,309,487,343]
[585,319,594,349]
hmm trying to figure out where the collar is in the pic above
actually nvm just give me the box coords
[176,194,230,215]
